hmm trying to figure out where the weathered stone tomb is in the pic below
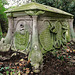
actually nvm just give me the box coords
[0,2,75,72]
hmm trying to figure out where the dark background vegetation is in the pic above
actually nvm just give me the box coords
[0,0,8,33]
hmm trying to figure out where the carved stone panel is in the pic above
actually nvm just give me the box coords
[39,20,53,53]
[38,19,71,53]
[12,19,32,53]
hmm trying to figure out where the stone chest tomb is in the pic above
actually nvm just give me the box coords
[0,2,75,72]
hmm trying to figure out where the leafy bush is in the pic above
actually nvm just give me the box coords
[0,0,8,33]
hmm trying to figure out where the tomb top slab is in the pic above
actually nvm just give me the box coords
[5,2,73,17]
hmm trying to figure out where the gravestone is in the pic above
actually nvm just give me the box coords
[0,2,75,73]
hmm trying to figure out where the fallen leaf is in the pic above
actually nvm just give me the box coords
[26,70,30,74]
[12,67,16,69]
[15,63,18,65]
[66,49,70,53]
[17,66,19,69]
[26,68,29,70]
[10,72,12,75]
[70,50,72,53]
[27,59,30,64]
[31,71,33,74]
[6,71,9,75]
[0,62,3,66]
[20,59,24,62]
[73,50,75,53]
[0,62,3,65]
[19,63,22,66]
[25,56,27,59]
[10,69,14,71]
[5,67,9,70]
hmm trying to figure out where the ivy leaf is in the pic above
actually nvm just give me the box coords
[10,69,14,71]
[6,71,9,75]
[0,73,3,75]
[5,67,9,70]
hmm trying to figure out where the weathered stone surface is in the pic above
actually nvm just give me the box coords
[28,16,43,73]
[28,49,43,72]
[5,2,73,17]
[25,10,45,16]
[11,20,32,54]
[68,19,75,41]
[0,38,11,52]
[39,21,53,53]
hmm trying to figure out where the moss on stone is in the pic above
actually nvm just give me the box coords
[25,10,45,16]
[61,21,71,43]
[28,48,43,69]
[65,22,71,42]
[39,23,53,52]
[39,43,47,54]
[50,21,62,48]
[5,2,73,17]
[39,20,71,52]
[14,31,29,51]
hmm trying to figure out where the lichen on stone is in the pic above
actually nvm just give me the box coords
[39,21,53,52]
[61,21,71,43]
[0,38,11,52]
[28,47,43,72]
[5,2,73,17]
[14,31,29,51]
[25,10,45,16]
[49,21,62,48]
[39,20,71,51]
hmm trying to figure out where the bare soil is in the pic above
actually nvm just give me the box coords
[0,41,75,75]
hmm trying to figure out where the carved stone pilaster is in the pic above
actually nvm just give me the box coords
[28,16,43,73]
[0,17,14,52]
[32,16,39,47]
[5,17,14,44]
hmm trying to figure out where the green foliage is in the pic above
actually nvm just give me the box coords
[36,0,74,12]
[0,0,8,33]
[2,0,8,5]
[0,73,3,75]
[6,71,9,75]
[5,67,9,70]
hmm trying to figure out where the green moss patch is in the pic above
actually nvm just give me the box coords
[39,22,53,52]
[14,31,29,51]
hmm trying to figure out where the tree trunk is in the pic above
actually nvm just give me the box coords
[0,23,2,40]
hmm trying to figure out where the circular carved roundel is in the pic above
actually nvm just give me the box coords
[16,20,27,34]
